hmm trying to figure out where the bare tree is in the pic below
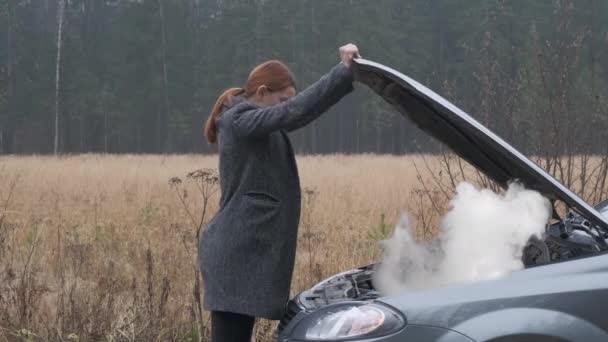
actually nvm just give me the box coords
[158,0,171,152]
[54,0,66,155]
[3,0,15,154]
[310,4,319,153]
[254,0,263,62]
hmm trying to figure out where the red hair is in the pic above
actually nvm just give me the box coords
[204,60,296,143]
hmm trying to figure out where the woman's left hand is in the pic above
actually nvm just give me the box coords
[339,43,361,68]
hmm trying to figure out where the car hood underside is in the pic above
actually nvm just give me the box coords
[352,58,608,231]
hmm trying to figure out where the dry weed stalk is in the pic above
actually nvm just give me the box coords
[300,188,322,285]
[169,168,219,342]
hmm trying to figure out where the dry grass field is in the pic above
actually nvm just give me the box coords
[1,153,607,341]
[0,154,447,342]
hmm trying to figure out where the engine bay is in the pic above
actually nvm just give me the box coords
[523,214,608,267]
[277,204,608,334]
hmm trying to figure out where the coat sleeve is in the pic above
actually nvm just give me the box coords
[229,63,354,138]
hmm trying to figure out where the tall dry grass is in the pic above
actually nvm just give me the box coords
[0,154,443,341]
[1,153,606,341]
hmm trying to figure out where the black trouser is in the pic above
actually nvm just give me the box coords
[211,311,256,342]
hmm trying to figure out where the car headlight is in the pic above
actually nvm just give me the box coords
[291,302,405,340]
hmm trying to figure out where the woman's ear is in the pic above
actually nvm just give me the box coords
[255,85,268,98]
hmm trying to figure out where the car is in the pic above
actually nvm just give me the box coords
[275,59,608,342]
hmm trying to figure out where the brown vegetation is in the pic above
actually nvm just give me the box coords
[0,154,436,341]
[0,153,606,341]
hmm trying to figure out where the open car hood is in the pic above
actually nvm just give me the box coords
[353,58,608,231]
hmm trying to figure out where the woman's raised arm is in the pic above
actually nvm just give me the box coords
[229,62,354,137]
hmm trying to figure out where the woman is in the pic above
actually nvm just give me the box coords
[199,43,360,342]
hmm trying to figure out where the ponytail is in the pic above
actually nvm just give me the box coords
[204,87,244,144]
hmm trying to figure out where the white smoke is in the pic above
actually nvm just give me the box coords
[374,181,551,295]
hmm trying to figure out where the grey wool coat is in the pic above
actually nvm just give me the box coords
[199,63,354,320]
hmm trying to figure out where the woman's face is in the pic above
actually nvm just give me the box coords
[254,86,296,107]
